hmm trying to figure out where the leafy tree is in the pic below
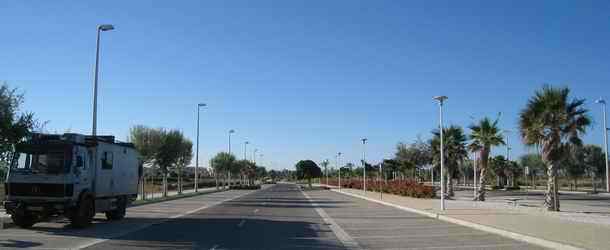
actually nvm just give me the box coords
[489,156,507,187]
[563,145,586,190]
[295,160,322,187]
[582,145,606,192]
[519,86,591,211]
[431,125,468,197]
[211,152,236,189]
[469,117,505,201]
[155,130,188,197]
[0,83,40,170]
[176,138,193,193]
[519,153,545,189]
[130,125,164,165]
[395,139,432,179]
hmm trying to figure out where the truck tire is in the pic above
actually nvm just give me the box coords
[11,213,36,228]
[70,197,94,228]
[105,196,126,221]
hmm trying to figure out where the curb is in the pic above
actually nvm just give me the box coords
[332,189,584,250]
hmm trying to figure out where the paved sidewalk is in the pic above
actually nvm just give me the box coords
[328,186,610,250]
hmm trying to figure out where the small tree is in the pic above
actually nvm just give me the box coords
[211,152,236,189]
[295,160,322,187]
[155,130,184,197]
[0,83,40,169]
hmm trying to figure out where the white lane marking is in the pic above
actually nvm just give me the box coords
[210,244,219,250]
[237,219,246,228]
[352,232,488,239]
[75,190,256,249]
[398,243,531,249]
[253,209,259,214]
[301,190,362,250]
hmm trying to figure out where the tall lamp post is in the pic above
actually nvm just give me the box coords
[228,129,235,154]
[91,24,114,136]
[244,141,249,160]
[433,95,448,210]
[337,152,342,189]
[361,138,368,193]
[504,130,511,161]
[195,103,206,192]
[596,98,610,192]
[253,148,258,163]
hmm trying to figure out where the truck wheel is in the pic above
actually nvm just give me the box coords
[11,213,36,228]
[70,197,94,228]
[105,196,126,221]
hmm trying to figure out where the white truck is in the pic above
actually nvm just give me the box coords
[3,133,142,228]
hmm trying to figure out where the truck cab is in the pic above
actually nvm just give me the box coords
[3,133,142,228]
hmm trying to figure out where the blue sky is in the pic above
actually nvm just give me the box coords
[2,1,609,170]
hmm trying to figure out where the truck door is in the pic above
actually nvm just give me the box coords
[73,147,91,196]
[96,148,115,197]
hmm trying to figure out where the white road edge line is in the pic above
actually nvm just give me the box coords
[75,190,256,250]
[333,189,584,250]
[301,189,362,250]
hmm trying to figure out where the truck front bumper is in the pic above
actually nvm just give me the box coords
[3,200,71,216]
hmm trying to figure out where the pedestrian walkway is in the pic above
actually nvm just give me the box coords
[326,185,610,250]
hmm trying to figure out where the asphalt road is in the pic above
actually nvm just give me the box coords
[0,184,544,249]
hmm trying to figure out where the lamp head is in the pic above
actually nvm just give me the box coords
[433,95,448,102]
[229,129,235,133]
[98,24,114,31]
[198,103,206,107]
[596,97,606,105]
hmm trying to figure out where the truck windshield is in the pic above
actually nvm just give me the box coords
[11,151,69,174]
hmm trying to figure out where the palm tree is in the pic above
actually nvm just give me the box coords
[519,86,591,211]
[469,117,505,201]
[431,125,468,197]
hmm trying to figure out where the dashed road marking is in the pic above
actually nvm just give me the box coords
[237,219,246,228]
[74,191,256,249]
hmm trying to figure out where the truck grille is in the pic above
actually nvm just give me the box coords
[8,183,73,197]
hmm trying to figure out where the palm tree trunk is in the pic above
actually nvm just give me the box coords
[447,174,454,197]
[475,149,489,201]
[544,164,559,211]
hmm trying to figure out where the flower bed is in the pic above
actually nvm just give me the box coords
[326,178,435,198]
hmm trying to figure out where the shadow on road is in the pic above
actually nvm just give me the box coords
[0,239,43,248]
[26,217,344,250]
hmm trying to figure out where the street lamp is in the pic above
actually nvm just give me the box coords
[337,152,342,189]
[361,138,368,193]
[195,103,206,192]
[379,162,383,199]
[504,130,511,161]
[596,97,609,192]
[253,149,258,163]
[244,141,249,160]
[91,24,114,136]
[433,95,448,210]
[228,129,235,154]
